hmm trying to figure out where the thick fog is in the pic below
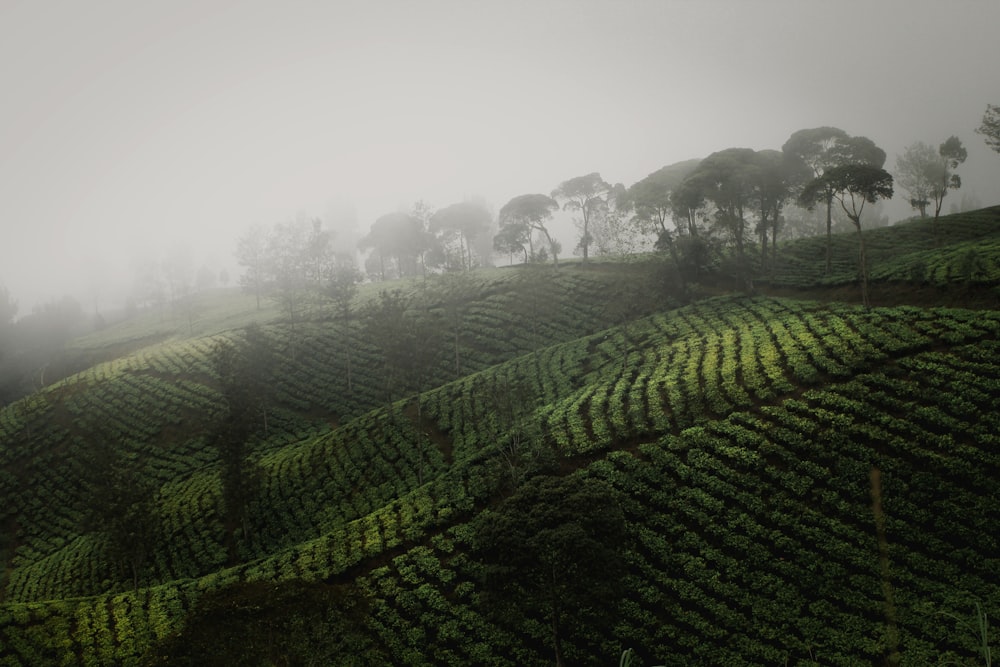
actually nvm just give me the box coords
[2,0,999,315]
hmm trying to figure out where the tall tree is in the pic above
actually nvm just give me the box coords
[0,286,16,362]
[931,136,967,226]
[896,136,967,234]
[551,172,610,263]
[323,264,362,391]
[430,201,492,271]
[210,325,273,561]
[625,159,701,243]
[473,474,627,667]
[495,194,561,267]
[267,220,311,325]
[800,163,894,308]
[782,126,850,274]
[751,149,804,273]
[359,211,430,280]
[361,289,413,410]
[975,103,1000,154]
[681,147,758,289]
[235,225,270,310]
[83,443,159,592]
[894,141,938,218]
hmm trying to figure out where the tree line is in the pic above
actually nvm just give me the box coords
[234,104,1000,315]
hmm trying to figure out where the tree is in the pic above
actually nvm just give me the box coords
[895,137,966,232]
[625,159,701,242]
[495,194,561,267]
[359,211,431,280]
[428,271,477,378]
[83,443,159,591]
[267,220,310,324]
[473,474,628,667]
[932,136,967,225]
[551,172,611,263]
[975,103,1000,154]
[323,264,362,391]
[361,289,413,410]
[493,218,531,264]
[430,201,493,271]
[894,142,938,218]
[782,126,850,274]
[0,286,16,362]
[476,372,549,489]
[210,325,273,561]
[800,163,894,308]
[751,149,804,273]
[680,147,758,289]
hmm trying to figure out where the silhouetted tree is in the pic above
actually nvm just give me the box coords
[782,126,850,274]
[495,194,561,267]
[751,149,805,273]
[976,103,1000,154]
[800,161,894,308]
[552,172,611,263]
[430,200,492,271]
[0,285,15,362]
[359,211,432,280]
[473,474,628,667]
[680,147,758,289]
[323,264,362,391]
[83,443,159,592]
[210,325,273,560]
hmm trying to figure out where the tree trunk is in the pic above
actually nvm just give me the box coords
[853,220,870,308]
[551,596,565,667]
[825,195,834,275]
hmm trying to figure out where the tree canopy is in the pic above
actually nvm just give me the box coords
[551,172,611,263]
[624,158,701,239]
[495,193,561,266]
[800,162,894,307]
[430,201,493,271]
[473,474,627,667]
[976,103,1000,154]
[895,137,966,226]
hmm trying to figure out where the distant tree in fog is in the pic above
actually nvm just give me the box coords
[751,149,805,272]
[495,194,560,267]
[896,137,966,231]
[0,286,16,361]
[800,158,894,308]
[236,225,269,309]
[359,211,432,281]
[210,324,273,560]
[430,201,492,271]
[551,172,611,264]
[976,104,1000,154]
[678,147,758,289]
[83,443,159,592]
[322,264,362,391]
[782,126,850,274]
[624,159,701,244]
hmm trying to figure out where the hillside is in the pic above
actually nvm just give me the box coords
[1,209,999,665]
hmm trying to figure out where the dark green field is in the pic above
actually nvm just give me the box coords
[1,208,999,666]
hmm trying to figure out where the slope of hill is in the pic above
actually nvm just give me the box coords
[1,212,1000,665]
[768,206,1000,290]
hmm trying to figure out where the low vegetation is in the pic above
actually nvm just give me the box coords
[1,208,999,665]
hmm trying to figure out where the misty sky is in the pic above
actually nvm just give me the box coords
[2,0,999,314]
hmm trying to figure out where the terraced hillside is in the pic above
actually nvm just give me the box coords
[1,213,999,665]
[767,206,1000,290]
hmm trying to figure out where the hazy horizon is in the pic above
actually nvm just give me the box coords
[3,0,999,316]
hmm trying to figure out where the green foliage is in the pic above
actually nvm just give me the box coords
[473,474,628,667]
[2,255,1000,665]
[144,580,385,666]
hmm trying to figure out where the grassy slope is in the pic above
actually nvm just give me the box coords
[0,210,999,665]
